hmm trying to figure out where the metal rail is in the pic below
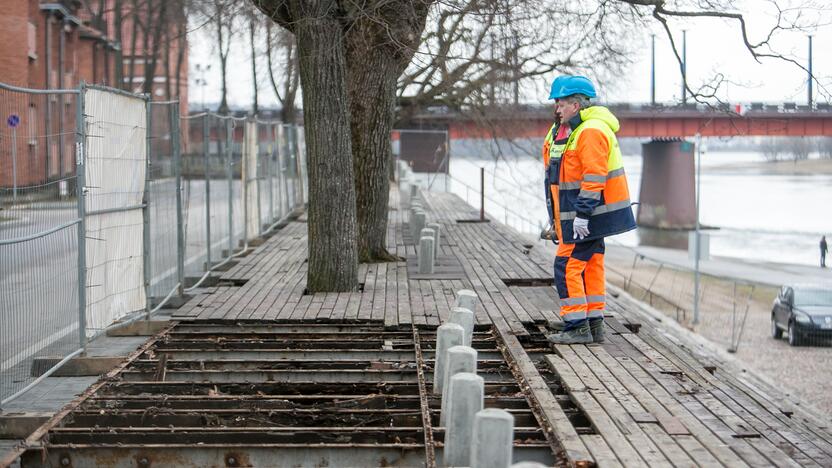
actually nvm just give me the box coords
[412,327,437,468]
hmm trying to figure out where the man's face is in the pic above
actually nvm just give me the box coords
[555,98,579,125]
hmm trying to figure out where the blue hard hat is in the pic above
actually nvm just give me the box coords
[548,75,597,100]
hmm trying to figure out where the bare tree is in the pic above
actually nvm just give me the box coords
[193,0,240,113]
[265,22,300,123]
[248,9,261,114]
[250,0,827,290]
[615,0,832,105]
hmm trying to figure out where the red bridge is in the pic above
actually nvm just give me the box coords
[404,103,832,139]
[399,103,832,231]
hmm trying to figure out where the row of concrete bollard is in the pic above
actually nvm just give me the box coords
[435,290,546,468]
[405,175,441,275]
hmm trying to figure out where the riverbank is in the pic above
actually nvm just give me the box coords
[603,242,832,416]
[709,156,832,175]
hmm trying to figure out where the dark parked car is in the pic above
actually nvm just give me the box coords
[771,285,832,346]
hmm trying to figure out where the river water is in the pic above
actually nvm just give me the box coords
[442,140,832,267]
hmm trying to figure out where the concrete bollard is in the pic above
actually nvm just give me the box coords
[510,463,548,468]
[471,408,515,468]
[445,372,485,468]
[455,289,478,314]
[449,307,474,347]
[440,345,477,427]
[434,323,465,394]
[411,210,426,242]
[426,222,441,260]
[419,236,435,274]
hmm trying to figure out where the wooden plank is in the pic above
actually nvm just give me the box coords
[549,349,662,467]
[580,434,624,468]
[397,264,411,326]
[371,263,387,322]
[569,345,698,467]
[494,325,594,466]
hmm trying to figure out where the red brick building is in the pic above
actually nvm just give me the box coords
[0,0,188,189]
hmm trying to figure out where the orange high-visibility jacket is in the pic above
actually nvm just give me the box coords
[544,106,636,243]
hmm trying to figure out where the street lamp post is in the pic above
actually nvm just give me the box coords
[651,34,656,106]
[693,133,704,325]
[808,35,813,108]
[195,63,211,111]
[681,30,687,105]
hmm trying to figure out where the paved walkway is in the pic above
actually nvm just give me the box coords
[606,242,832,288]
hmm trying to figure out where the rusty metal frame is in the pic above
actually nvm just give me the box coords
[0,322,179,468]
[412,326,437,468]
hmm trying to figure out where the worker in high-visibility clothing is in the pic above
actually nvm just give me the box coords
[544,76,637,344]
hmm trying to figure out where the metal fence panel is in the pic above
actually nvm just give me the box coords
[1,79,307,405]
[0,84,82,404]
[147,101,180,301]
[82,87,147,334]
[181,113,211,280]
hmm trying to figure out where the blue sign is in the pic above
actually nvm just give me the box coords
[7,114,19,128]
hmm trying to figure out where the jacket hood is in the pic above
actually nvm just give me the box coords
[579,106,620,133]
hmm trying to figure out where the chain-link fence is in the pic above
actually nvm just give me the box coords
[1,80,307,407]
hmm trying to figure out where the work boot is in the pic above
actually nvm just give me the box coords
[548,320,565,332]
[589,319,605,343]
[546,322,592,345]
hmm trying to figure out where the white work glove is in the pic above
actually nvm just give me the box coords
[573,217,590,240]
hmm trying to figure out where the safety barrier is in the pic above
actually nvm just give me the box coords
[0,81,306,406]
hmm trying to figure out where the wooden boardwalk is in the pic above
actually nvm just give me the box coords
[170,188,832,467]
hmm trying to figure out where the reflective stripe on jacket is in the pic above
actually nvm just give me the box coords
[542,123,569,225]
[548,106,637,243]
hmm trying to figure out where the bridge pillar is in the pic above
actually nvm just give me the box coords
[637,139,696,229]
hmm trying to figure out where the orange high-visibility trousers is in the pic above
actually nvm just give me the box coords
[554,238,605,329]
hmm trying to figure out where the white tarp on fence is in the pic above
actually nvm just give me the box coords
[83,88,147,334]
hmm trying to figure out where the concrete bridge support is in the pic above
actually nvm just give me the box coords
[637,139,696,229]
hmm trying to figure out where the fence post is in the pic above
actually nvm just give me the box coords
[202,115,212,271]
[292,125,303,207]
[279,125,289,215]
[242,120,249,246]
[480,167,485,221]
[225,119,233,257]
[256,122,263,235]
[268,124,275,224]
[143,98,153,317]
[75,82,88,348]
[171,102,185,296]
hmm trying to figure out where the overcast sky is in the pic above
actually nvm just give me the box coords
[187,1,832,110]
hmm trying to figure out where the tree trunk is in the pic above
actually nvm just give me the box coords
[127,0,139,91]
[249,19,259,115]
[346,39,399,262]
[345,4,431,262]
[216,4,229,114]
[175,19,185,98]
[113,0,124,88]
[296,7,359,292]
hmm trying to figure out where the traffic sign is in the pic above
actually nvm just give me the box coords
[7,114,19,128]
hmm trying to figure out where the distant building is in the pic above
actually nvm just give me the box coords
[0,0,188,189]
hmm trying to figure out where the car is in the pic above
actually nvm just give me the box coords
[771,284,832,346]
